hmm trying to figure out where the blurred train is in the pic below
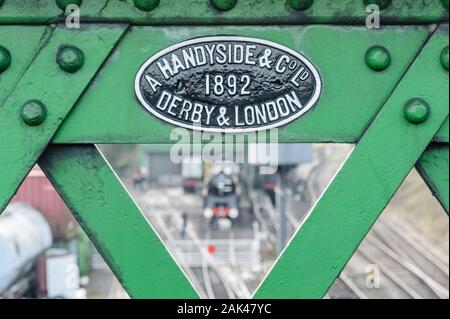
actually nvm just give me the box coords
[0,204,53,296]
[1,167,88,298]
[203,170,240,224]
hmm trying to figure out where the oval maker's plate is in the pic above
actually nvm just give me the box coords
[135,36,321,133]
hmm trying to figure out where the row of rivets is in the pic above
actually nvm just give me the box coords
[0,0,447,12]
[4,42,446,127]
[402,42,448,125]
[7,45,84,126]
[131,0,447,12]
[0,0,446,12]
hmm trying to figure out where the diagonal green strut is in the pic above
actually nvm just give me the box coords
[0,24,127,213]
[38,144,199,299]
[416,143,449,213]
[254,25,449,298]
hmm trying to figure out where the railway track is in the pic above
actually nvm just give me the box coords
[380,218,449,277]
[131,178,449,300]
[327,275,368,299]
[137,187,252,299]
[294,158,449,299]
[366,222,449,299]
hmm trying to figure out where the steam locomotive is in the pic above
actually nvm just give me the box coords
[203,171,240,223]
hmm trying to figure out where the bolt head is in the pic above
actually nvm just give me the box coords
[57,45,84,73]
[55,0,82,11]
[440,46,449,71]
[21,100,47,126]
[404,98,430,125]
[0,46,11,73]
[364,0,391,10]
[210,0,238,11]
[365,45,391,72]
[134,0,160,11]
[288,0,314,11]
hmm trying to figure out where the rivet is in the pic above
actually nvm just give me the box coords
[210,0,237,11]
[288,0,313,11]
[57,45,84,73]
[55,0,82,11]
[365,45,391,71]
[404,98,430,125]
[0,45,11,73]
[441,0,449,10]
[133,0,160,12]
[21,100,47,126]
[440,46,449,71]
[364,0,391,10]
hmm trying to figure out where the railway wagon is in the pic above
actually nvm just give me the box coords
[11,167,78,241]
[0,204,52,295]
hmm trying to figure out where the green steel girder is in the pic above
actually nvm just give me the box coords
[0,26,51,107]
[0,0,448,25]
[38,144,198,298]
[52,25,449,144]
[0,3,448,300]
[254,25,449,298]
[0,24,127,213]
[416,143,449,213]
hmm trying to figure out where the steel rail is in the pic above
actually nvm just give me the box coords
[381,218,449,274]
[366,234,449,299]
[374,222,449,280]
[339,273,369,299]
[356,247,423,299]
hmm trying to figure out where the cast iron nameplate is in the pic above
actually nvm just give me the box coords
[135,36,321,133]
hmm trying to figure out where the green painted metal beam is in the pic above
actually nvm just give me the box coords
[53,25,438,144]
[254,25,449,298]
[0,26,51,106]
[38,144,199,299]
[0,0,448,25]
[0,24,127,213]
[416,143,449,213]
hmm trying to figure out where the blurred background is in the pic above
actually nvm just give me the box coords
[0,143,448,299]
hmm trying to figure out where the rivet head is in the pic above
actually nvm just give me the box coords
[57,45,84,73]
[288,0,314,11]
[55,0,82,11]
[365,45,391,71]
[404,98,430,124]
[0,46,11,73]
[210,0,237,11]
[440,46,449,71]
[133,0,160,11]
[364,0,391,10]
[21,100,47,126]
